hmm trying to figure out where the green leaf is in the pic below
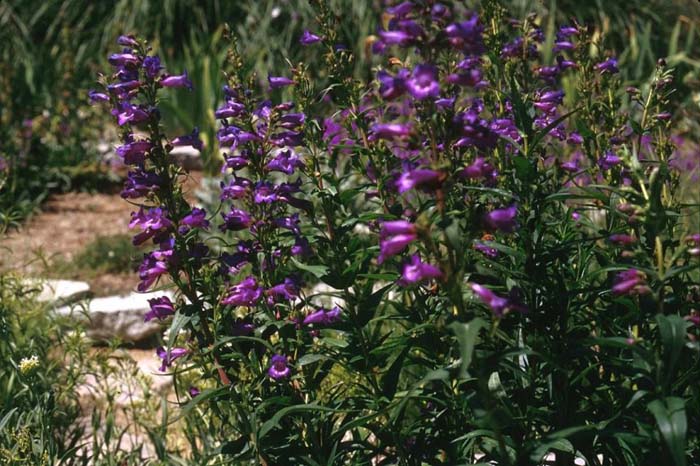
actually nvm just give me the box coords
[647,397,687,466]
[297,354,326,366]
[530,439,575,463]
[291,257,330,279]
[655,314,689,387]
[449,318,486,379]
[258,403,336,440]
[382,345,410,399]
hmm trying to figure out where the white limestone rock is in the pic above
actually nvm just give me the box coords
[55,291,175,343]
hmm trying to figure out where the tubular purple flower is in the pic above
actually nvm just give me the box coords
[114,103,150,126]
[608,234,636,246]
[88,90,110,104]
[303,306,342,326]
[121,169,161,198]
[268,75,295,89]
[471,284,510,317]
[267,149,304,175]
[445,14,485,54]
[268,354,290,380]
[300,30,322,45]
[129,207,174,245]
[370,123,412,140]
[161,71,193,90]
[223,276,263,306]
[179,208,210,233]
[145,296,175,322]
[220,208,252,231]
[595,57,619,74]
[266,278,300,302]
[687,234,700,256]
[406,64,440,100]
[215,101,246,119]
[380,220,416,238]
[399,255,442,286]
[378,29,413,46]
[396,168,443,193]
[142,56,162,79]
[378,233,417,264]
[117,35,139,47]
[171,127,203,150]
[378,69,409,100]
[156,346,188,372]
[108,53,141,67]
[484,205,518,233]
[612,269,650,296]
[598,151,621,170]
[116,140,152,165]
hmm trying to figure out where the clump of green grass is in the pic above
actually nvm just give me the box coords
[71,234,138,275]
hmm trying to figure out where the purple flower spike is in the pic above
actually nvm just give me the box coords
[267,149,304,174]
[399,255,442,286]
[156,346,188,372]
[595,57,619,74]
[222,276,263,306]
[268,75,295,89]
[161,71,193,90]
[484,205,518,234]
[268,354,291,380]
[300,30,322,45]
[145,296,175,322]
[406,64,440,100]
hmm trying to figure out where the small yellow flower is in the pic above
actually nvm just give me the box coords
[18,355,40,375]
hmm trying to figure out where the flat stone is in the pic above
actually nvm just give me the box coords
[55,291,175,344]
[170,146,203,170]
[24,278,91,306]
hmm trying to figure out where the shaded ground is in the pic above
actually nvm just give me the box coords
[0,172,203,296]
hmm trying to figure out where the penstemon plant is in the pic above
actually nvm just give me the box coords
[95,1,699,465]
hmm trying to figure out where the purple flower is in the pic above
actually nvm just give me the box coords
[129,207,174,245]
[534,90,564,113]
[108,52,141,67]
[608,234,636,246]
[378,30,413,46]
[471,284,511,317]
[268,75,295,89]
[156,346,188,372]
[220,177,252,200]
[445,14,484,54]
[595,57,619,74]
[171,127,203,150]
[303,306,342,326]
[687,234,700,256]
[179,208,210,233]
[222,276,263,306]
[379,233,416,264]
[266,278,300,302]
[378,69,409,100]
[300,30,322,45]
[598,151,621,170]
[406,64,440,100]
[266,149,304,175]
[232,320,255,336]
[370,123,412,140]
[143,56,162,79]
[113,103,150,126]
[88,90,110,104]
[116,140,152,165]
[145,296,175,322]
[117,35,139,47]
[161,71,193,90]
[268,354,291,380]
[188,386,200,397]
[462,157,497,180]
[220,208,252,231]
[484,205,518,233]
[612,269,650,296]
[399,255,442,286]
[215,100,246,119]
[396,168,442,193]
[137,242,173,292]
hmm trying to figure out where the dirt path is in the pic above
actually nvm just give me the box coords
[0,172,204,296]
